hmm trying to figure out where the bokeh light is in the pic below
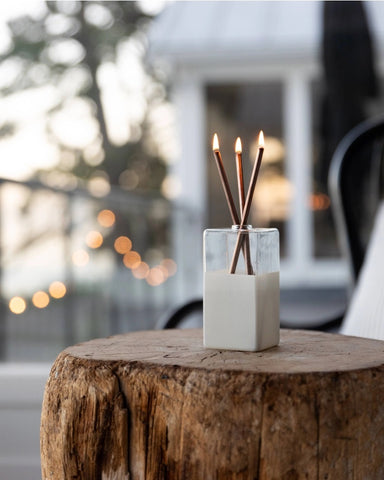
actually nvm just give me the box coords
[157,264,169,280]
[144,248,163,265]
[161,258,177,276]
[88,175,111,197]
[72,249,90,266]
[85,230,103,248]
[123,250,141,269]
[97,209,115,227]
[49,281,67,299]
[146,266,166,286]
[9,296,27,314]
[119,169,139,191]
[32,291,50,309]
[131,261,150,279]
[114,236,132,254]
[161,174,182,199]
[309,193,331,211]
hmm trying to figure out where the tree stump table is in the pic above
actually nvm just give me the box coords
[41,329,384,479]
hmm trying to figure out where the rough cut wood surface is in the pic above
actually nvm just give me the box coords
[41,329,384,480]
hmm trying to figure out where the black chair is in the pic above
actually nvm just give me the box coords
[159,115,384,330]
[329,113,384,285]
[157,298,203,329]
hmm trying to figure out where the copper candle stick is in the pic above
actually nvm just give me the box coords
[212,133,240,225]
[230,131,264,274]
[235,137,245,213]
[235,137,253,275]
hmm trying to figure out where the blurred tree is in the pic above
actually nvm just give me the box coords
[0,0,167,193]
[0,1,176,361]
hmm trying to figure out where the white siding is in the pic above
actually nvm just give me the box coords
[0,364,50,480]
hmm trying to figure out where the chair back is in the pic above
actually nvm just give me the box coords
[329,115,384,339]
[329,114,384,286]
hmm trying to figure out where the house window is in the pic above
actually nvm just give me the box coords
[206,82,288,257]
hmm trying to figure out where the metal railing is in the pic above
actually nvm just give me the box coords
[0,177,202,362]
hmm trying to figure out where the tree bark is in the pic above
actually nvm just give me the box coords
[41,329,384,479]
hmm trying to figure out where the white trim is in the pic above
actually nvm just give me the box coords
[0,363,51,375]
[0,457,41,467]
[281,259,349,288]
[284,71,313,271]
[0,363,50,406]
[171,74,206,299]
[174,62,319,85]
[0,364,49,479]
[172,72,207,213]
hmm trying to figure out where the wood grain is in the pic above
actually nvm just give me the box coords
[41,329,384,479]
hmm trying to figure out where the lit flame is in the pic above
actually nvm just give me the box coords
[235,137,242,154]
[258,130,264,147]
[212,133,219,151]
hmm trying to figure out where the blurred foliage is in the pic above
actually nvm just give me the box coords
[0,0,167,193]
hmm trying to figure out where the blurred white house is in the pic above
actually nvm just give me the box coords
[147,0,384,289]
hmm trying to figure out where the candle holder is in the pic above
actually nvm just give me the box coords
[203,226,280,352]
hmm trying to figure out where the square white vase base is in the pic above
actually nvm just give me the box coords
[203,271,280,352]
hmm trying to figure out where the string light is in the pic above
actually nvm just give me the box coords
[32,291,50,309]
[49,281,67,299]
[114,236,132,254]
[97,209,116,227]
[9,296,26,314]
[72,249,89,266]
[85,230,103,249]
[131,262,150,279]
[123,251,141,269]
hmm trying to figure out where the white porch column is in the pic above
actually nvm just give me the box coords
[284,72,313,280]
[172,73,207,215]
[170,71,206,300]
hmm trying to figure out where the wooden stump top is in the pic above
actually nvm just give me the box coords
[41,329,384,479]
[65,328,384,374]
